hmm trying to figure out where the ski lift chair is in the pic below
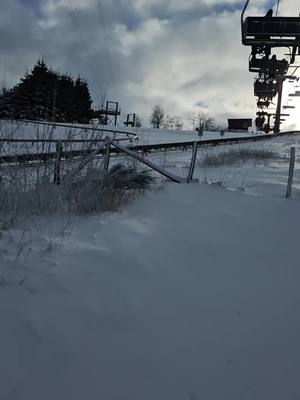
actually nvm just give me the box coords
[254,83,279,98]
[255,116,265,128]
[249,54,289,74]
[283,105,295,109]
[254,74,281,98]
[257,99,270,108]
[241,0,300,62]
[256,110,269,116]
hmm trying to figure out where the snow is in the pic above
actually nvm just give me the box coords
[0,119,259,149]
[144,132,300,199]
[130,126,257,144]
[1,183,300,399]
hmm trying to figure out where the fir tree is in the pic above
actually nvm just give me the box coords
[0,60,93,123]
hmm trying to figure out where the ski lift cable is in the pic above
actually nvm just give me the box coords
[65,0,88,51]
[65,0,102,107]
[95,0,109,104]
[96,0,115,84]
[67,0,83,38]
[275,0,280,16]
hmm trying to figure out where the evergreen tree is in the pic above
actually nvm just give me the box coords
[73,77,92,123]
[0,60,93,123]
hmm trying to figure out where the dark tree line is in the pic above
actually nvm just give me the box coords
[0,60,92,123]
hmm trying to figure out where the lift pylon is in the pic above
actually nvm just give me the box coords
[241,0,300,132]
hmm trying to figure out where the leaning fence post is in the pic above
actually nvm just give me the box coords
[103,136,111,172]
[286,146,295,198]
[187,141,198,183]
[54,140,63,185]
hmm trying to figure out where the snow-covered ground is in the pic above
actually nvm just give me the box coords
[144,132,300,199]
[0,120,259,149]
[1,120,300,199]
[130,126,257,144]
[1,183,300,400]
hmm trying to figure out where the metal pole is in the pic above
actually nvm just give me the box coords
[274,81,283,133]
[286,146,295,198]
[187,141,198,183]
[54,140,63,185]
[112,142,185,183]
[103,136,111,172]
[241,0,250,23]
[105,100,109,126]
[115,102,119,126]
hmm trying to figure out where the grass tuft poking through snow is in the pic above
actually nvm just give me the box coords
[200,147,278,166]
[0,162,155,234]
[67,163,155,213]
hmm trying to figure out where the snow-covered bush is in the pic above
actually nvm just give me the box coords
[66,163,155,213]
[0,162,155,233]
[0,121,155,233]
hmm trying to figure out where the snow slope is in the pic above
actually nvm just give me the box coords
[1,183,300,400]
[145,132,300,199]
[0,120,257,146]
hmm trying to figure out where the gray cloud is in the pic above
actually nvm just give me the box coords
[1,0,299,128]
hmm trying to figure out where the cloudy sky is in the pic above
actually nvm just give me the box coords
[1,0,300,128]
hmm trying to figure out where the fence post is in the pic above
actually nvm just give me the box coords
[103,136,111,172]
[197,128,203,139]
[54,140,63,185]
[286,146,295,198]
[187,141,198,183]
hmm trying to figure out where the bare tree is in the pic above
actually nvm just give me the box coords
[150,105,165,129]
[163,115,184,130]
[174,116,184,130]
[195,111,215,132]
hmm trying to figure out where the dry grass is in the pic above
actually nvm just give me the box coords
[0,121,155,233]
[200,147,278,167]
[0,163,155,233]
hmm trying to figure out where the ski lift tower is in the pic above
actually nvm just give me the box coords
[124,113,136,127]
[241,1,300,61]
[241,0,300,132]
[94,101,121,126]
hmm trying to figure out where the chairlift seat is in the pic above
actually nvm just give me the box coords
[256,111,268,116]
[257,99,270,107]
[255,116,265,128]
[249,55,289,74]
[289,91,300,96]
[242,16,300,46]
[254,81,280,98]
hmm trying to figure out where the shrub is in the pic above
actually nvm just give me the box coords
[67,163,155,213]
[0,162,155,233]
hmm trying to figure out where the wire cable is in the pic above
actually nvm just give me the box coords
[64,0,102,107]
[65,0,88,51]
[96,0,115,84]
[275,0,280,16]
